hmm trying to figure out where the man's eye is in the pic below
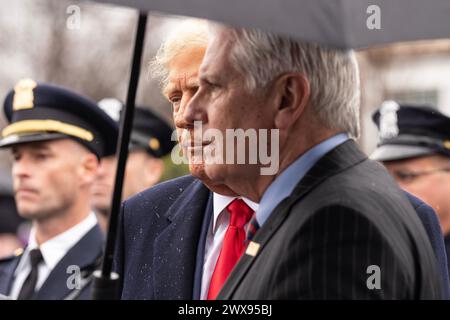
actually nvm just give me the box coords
[169,95,181,105]
[207,81,219,88]
[35,153,49,160]
[202,79,220,89]
[395,171,418,182]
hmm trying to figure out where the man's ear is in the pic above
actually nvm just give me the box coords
[143,157,164,187]
[273,72,310,130]
[79,153,99,186]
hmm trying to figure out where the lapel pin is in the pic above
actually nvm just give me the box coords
[245,241,260,257]
[14,248,24,257]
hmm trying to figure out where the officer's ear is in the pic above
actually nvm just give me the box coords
[79,152,99,186]
[143,157,164,187]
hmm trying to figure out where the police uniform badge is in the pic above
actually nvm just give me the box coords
[379,100,400,141]
[371,102,450,161]
[13,78,37,111]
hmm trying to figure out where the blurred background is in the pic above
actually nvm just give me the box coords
[0,0,449,235]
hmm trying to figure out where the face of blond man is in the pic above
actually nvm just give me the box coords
[163,45,236,196]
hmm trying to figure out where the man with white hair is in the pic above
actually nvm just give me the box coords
[184,24,443,299]
[113,19,258,300]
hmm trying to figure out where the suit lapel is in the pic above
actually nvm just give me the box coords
[153,179,211,299]
[218,140,367,299]
[34,224,103,300]
[192,192,213,299]
[0,255,21,296]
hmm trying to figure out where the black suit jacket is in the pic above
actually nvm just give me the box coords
[218,140,443,299]
[114,175,213,299]
[0,224,103,300]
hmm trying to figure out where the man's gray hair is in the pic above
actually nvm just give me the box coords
[209,24,361,138]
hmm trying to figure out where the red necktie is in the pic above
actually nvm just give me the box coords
[207,199,254,300]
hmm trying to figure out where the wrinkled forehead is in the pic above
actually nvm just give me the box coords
[163,75,200,99]
[163,47,205,95]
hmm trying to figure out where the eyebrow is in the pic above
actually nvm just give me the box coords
[199,68,221,83]
[163,84,177,97]
[163,78,200,97]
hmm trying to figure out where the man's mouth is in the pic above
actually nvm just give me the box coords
[15,187,38,197]
[182,139,212,150]
[92,184,111,195]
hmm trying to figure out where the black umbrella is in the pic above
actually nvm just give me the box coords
[90,0,450,49]
[84,0,450,299]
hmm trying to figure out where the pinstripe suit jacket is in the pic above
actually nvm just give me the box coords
[218,140,443,299]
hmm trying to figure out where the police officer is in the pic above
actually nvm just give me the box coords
[91,98,175,231]
[0,189,23,259]
[0,79,118,299]
[372,100,450,275]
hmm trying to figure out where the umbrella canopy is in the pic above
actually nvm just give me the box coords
[88,0,450,49]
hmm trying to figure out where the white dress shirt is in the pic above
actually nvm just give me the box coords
[9,212,97,299]
[200,193,258,300]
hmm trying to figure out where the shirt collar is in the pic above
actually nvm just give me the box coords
[256,133,349,227]
[212,193,259,234]
[21,212,97,272]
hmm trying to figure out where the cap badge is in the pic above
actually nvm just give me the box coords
[379,100,400,140]
[149,137,160,151]
[13,78,37,111]
[97,98,122,122]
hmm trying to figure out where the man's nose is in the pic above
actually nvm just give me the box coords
[179,92,206,129]
[96,161,111,179]
[12,157,30,178]
[174,107,193,130]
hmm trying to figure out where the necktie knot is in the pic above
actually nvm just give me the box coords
[226,199,253,229]
[207,199,254,300]
[29,248,43,268]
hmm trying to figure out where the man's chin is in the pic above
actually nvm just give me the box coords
[91,198,111,214]
[17,203,58,221]
[189,162,206,179]
[190,163,238,197]
[93,206,110,217]
[204,160,228,178]
[17,207,42,220]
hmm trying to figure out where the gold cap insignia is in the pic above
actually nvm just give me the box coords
[13,78,37,111]
[444,140,450,150]
[149,137,160,151]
